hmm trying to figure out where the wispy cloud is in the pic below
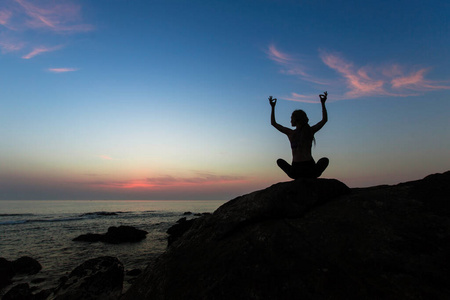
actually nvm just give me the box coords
[48,67,78,73]
[319,51,391,99]
[390,68,450,91]
[86,172,247,189]
[98,155,113,160]
[320,51,450,98]
[22,44,62,59]
[14,0,93,33]
[267,44,450,102]
[0,10,12,25]
[266,44,327,84]
[0,39,24,53]
[146,173,246,186]
[0,0,92,65]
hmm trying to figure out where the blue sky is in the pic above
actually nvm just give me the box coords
[1,0,449,200]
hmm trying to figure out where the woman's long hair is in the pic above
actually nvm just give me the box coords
[292,110,316,145]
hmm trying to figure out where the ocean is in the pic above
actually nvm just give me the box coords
[0,199,226,294]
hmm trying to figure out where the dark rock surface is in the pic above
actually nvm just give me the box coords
[73,225,148,244]
[103,225,148,244]
[47,256,124,300]
[2,283,33,300]
[0,256,42,290]
[126,269,142,277]
[0,257,15,289]
[123,173,450,300]
[12,256,42,275]
[166,217,196,245]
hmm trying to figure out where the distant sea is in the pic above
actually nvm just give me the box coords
[0,199,226,293]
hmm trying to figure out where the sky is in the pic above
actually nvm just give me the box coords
[1,0,449,200]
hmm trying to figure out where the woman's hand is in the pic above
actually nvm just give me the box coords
[319,91,327,104]
[269,96,277,107]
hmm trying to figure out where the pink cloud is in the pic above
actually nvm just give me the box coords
[0,39,24,53]
[266,44,326,84]
[0,10,12,25]
[267,44,292,64]
[284,93,322,103]
[14,0,93,33]
[391,69,450,91]
[87,173,247,190]
[320,52,450,98]
[22,44,62,59]
[99,155,113,160]
[319,52,389,98]
[48,67,78,73]
[267,45,450,102]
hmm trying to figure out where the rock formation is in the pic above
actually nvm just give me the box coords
[73,225,148,244]
[124,172,450,300]
[47,256,124,300]
[0,256,42,289]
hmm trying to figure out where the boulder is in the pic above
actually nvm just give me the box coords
[103,226,148,244]
[12,256,42,275]
[47,256,124,300]
[123,172,450,300]
[1,256,42,290]
[73,225,148,244]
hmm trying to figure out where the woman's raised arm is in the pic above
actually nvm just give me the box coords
[311,92,328,134]
[269,96,291,134]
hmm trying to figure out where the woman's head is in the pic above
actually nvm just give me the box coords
[291,110,309,127]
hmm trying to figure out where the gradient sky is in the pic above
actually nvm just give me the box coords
[1,0,449,200]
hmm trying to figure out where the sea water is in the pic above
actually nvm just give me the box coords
[0,200,226,293]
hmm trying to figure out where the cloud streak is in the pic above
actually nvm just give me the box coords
[86,172,247,189]
[0,0,92,65]
[266,44,327,85]
[22,44,62,59]
[48,67,78,73]
[267,45,450,102]
[0,39,24,53]
[0,10,12,25]
[14,0,93,33]
[320,51,450,99]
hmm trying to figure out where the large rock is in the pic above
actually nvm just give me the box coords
[0,258,14,289]
[123,173,450,300]
[0,256,42,290]
[73,225,148,244]
[47,256,124,300]
[12,256,42,275]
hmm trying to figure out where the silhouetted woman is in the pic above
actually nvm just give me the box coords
[269,92,329,179]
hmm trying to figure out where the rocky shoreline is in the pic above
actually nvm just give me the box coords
[2,171,450,299]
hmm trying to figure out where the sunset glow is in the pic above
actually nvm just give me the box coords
[1,0,449,200]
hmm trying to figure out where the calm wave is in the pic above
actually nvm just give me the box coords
[0,200,225,294]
